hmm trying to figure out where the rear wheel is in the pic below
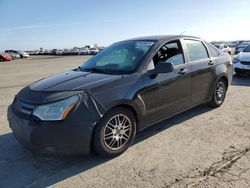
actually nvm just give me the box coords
[208,79,227,108]
[93,107,136,157]
[0,57,4,62]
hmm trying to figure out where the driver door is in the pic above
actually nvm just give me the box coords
[141,40,192,125]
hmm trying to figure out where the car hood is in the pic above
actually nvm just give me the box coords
[30,70,123,92]
[237,52,250,61]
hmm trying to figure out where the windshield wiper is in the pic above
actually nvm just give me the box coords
[74,66,83,71]
[76,66,118,75]
[82,67,109,74]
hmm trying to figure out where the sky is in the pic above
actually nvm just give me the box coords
[0,0,250,51]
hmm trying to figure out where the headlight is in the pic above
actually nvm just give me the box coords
[233,56,240,64]
[33,95,79,121]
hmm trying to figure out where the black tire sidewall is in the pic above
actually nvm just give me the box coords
[93,107,136,157]
[209,79,227,107]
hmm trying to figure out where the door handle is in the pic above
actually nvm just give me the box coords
[178,68,188,75]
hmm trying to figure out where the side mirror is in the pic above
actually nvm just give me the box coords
[147,62,174,78]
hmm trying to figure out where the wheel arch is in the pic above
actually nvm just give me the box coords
[209,74,229,101]
[104,103,139,132]
[90,102,140,152]
[219,75,229,90]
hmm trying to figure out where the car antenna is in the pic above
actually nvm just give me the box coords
[180,31,186,36]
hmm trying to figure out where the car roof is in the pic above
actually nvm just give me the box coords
[121,35,201,42]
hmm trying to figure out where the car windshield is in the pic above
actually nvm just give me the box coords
[243,45,250,52]
[80,40,154,74]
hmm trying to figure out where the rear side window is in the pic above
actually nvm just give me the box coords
[185,40,208,61]
[205,42,220,57]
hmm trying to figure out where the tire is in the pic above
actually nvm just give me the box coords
[93,107,136,157]
[0,57,4,62]
[208,79,227,108]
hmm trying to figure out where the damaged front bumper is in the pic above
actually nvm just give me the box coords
[7,87,105,156]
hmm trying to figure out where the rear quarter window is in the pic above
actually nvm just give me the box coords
[205,42,220,57]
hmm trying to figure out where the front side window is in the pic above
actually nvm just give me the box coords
[80,41,154,74]
[185,40,208,61]
[152,40,184,67]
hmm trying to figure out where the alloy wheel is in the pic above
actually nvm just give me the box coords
[103,114,132,151]
[215,81,225,104]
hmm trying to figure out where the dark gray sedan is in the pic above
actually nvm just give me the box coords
[7,35,233,157]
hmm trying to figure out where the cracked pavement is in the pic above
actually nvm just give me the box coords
[0,56,249,188]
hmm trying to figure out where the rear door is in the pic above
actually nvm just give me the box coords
[183,39,215,105]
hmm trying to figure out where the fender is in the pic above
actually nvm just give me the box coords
[104,95,146,130]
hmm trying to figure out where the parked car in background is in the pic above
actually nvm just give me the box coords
[38,50,45,55]
[20,51,29,58]
[235,42,250,54]
[50,49,57,55]
[89,47,99,55]
[56,50,63,55]
[233,45,250,75]
[8,35,233,157]
[5,52,21,59]
[5,50,20,57]
[98,46,105,51]
[62,49,70,55]
[79,48,90,55]
[213,43,232,54]
[29,50,39,55]
[70,49,80,55]
[0,53,13,61]
[5,50,29,58]
[42,50,50,55]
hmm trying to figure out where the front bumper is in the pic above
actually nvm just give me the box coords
[7,93,105,156]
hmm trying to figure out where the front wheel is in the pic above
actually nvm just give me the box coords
[208,79,227,108]
[93,107,136,157]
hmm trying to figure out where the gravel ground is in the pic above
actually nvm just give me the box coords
[0,56,249,188]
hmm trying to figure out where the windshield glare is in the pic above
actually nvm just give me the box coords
[80,41,154,74]
[243,45,250,52]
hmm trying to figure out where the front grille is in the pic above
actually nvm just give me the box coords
[241,61,250,65]
[12,98,36,117]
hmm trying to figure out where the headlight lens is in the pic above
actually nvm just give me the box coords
[33,95,79,121]
[233,56,240,64]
